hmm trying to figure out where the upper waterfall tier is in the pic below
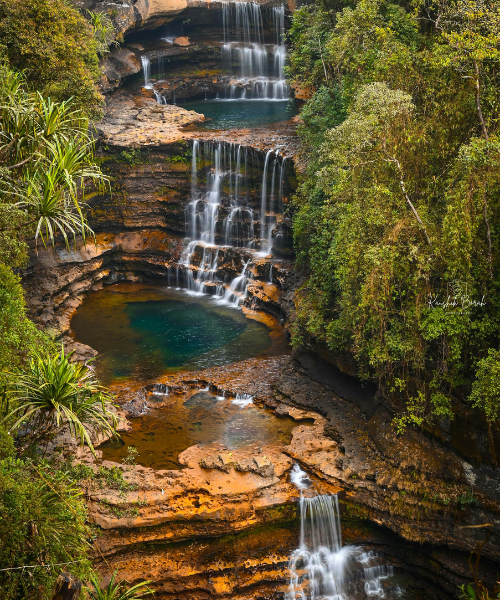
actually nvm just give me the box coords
[221,2,288,100]
[141,1,289,102]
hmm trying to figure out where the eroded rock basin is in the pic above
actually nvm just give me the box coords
[70,283,287,385]
[100,387,300,469]
[64,284,499,600]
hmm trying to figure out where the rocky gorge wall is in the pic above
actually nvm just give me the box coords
[24,97,294,347]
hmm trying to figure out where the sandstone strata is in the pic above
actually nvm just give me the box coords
[97,91,204,146]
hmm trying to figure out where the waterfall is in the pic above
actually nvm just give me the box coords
[176,140,287,306]
[220,2,289,101]
[232,393,254,406]
[287,466,396,600]
[142,56,152,89]
[260,149,285,254]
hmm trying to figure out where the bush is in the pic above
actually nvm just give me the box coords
[0,0,103,118]
[0,263,53,382]
[0,429,93,599]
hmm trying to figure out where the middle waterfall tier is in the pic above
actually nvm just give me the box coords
[187,140,287,251]
[171,140,290,307]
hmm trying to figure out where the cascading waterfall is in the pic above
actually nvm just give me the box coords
[287,465,396,600]
[221,1,289,100]
[143,1,289,104]
[142,56,152,89]
[169,140,287,306]
[261,150,287,253]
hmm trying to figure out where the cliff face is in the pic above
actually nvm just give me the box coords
[24,93,293,341]
[72,0,291,37]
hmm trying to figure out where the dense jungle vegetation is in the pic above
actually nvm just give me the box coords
[288,0,500,442]
[0,1,150,598]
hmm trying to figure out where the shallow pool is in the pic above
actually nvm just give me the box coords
[99,388,298,469]
[70,284,277,384]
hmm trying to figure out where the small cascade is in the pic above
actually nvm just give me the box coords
[232,393,254,407]
[220,1,289,101]
[141,56,152,89]
[172,140,287,306]
[151,383,169,396]
[287,466,396,600]
[260,149,287,254]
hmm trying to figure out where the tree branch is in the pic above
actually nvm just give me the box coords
[317,35,329,84]
[474,60,489,141]
[6,157,31,170]
[385,154,432,246]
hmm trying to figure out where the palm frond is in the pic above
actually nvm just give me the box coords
[2,348,118,454]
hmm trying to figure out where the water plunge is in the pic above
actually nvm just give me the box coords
[287,466,396,600]
[70,285,277,384]
[142,1,289,103]
[168,140,288,306]
[221,2,289,101]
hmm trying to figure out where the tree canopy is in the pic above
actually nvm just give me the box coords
[288,0,500,437]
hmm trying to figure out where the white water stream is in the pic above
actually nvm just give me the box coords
[165,140,286,306]
[221,2,289,100]
[142,1,289,102]
[287,465,396,600]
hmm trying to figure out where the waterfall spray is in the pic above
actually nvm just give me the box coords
[287,465,396,600]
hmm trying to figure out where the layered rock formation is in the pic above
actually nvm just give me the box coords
[45,353,499,599]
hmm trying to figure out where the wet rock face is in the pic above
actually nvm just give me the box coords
[274,359,500,592]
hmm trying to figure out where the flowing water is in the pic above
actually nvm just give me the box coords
[99,388,298,469]
[143,1,289,103]
[172,139,288,305]
[220,2,289,100]
[287,466,399,600]
[70,284,283,384]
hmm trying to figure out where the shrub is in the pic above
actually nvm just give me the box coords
[0,0,103,118]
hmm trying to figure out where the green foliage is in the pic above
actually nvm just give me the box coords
[87,570,154,600]
[122,446,139,466]
[470,350,500,424]
[2,348,118,455]
[289,0,500,437]
[0,436,93,599]
[118,149,150,166]
[0,0,103,118]
[85,10,119,56]
[0,263,54,380]
[0,65,108,258]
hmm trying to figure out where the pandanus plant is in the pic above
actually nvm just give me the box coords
[2,348,118,454]
[87,571,154,600]
[0,65,107,250]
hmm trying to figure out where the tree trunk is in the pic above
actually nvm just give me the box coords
[51,573,82,600]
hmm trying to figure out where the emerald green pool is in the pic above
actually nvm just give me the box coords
[70,284,274,384]
[184,98,297,130]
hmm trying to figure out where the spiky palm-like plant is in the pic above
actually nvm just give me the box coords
[87,571,154,600]
[2,348,117,454]
[0,65,107,251]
